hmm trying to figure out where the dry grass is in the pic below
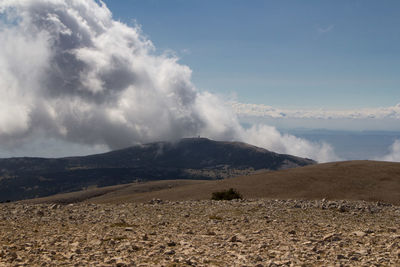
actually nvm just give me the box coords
[22,180,207,204]
[22,160,400,205]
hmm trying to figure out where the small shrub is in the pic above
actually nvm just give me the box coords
[211,188,242,201]
[209,214,223,220]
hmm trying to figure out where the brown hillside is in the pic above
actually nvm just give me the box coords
[26,160,400,205]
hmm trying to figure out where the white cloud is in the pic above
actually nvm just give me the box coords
[0,0,339,162]
[380,140,400,162]
[231,102,400,120]
[240,125,340,163]
[317,24,334,34]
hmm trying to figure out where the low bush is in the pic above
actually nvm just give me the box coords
[209,214,223,220]
[211,188,242,200]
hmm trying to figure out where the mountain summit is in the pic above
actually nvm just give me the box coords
[0,138,315,201]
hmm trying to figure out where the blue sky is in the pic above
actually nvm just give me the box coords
[104,0,400,109]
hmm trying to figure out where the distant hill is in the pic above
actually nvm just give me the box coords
[26,160,400,205]
[0,138,314,201]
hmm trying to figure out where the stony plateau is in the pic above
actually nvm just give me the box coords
[0,199,399,266]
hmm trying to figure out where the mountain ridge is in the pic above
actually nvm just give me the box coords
[0,138,315,201]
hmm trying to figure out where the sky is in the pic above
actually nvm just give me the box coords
[104,0,400,109]
[0,0,399,162]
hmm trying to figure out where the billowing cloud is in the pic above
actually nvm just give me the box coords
[0,0,339,162]
[380,140,400,162]
[231,102,400,120]
[241,125,338,162]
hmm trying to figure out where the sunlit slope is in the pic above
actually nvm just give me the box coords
[26,160,400,205]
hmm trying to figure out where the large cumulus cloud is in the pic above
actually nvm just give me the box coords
[0,0,339,162]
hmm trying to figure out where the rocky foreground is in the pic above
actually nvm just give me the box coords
[0,199,400,266]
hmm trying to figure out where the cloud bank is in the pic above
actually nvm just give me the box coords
[231,102,400,120]
[0,0,339,162]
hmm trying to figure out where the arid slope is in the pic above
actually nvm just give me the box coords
[27,160,400,205]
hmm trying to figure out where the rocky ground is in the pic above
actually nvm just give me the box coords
[0,199,400,266]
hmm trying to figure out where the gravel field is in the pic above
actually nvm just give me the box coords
[1,199,400,266]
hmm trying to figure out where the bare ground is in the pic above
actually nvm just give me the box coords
[0,199,399,266]
[5,160,400,266]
